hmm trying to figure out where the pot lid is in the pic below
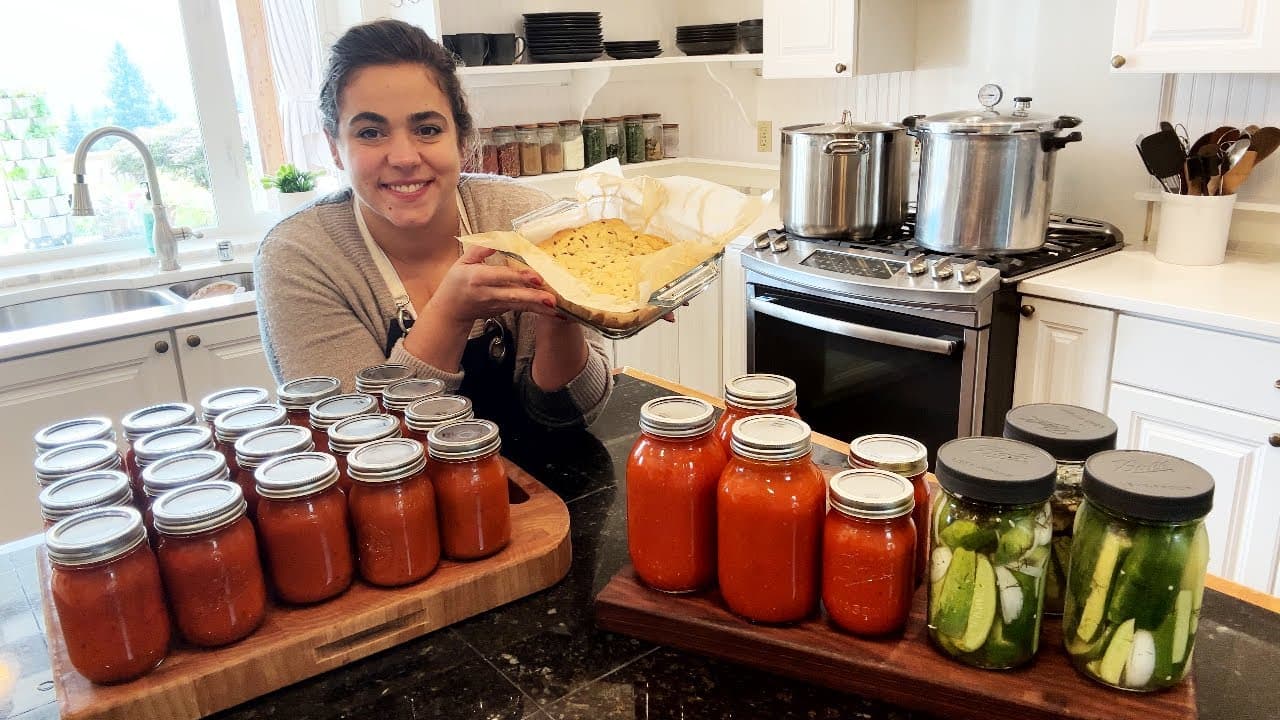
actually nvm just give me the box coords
[783,110,904,138]
[912,87,1072,134]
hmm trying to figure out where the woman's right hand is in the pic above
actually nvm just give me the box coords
[428,245,559,325]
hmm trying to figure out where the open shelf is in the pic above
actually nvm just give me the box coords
[511,157,778,199]
[457,54,762,77]
[1135,190,1280,214]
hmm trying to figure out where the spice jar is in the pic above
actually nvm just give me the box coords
[627,397,727,592]
[662,123,680,158]
[624,115,645,163]
[478,127,499,174]
[47,506,170,684]
[712,373,801,453]
[538,122,563,173]
[928,437,1056,669]
[235,425,315,493]
[200,386,271,425]
[34,416,114,456]
[308,393,379,456]
[256,452,354,604]
[213,403,288,518]
[277,377,341,428]
[140,448,231,537]
[153,480,267,647]
[494,125,520,177]
[823,469,917,635]
[583,118,605,166]
[604,117,624,163]
[355,364,412,410]
[516,124,542,175]
[718,414,826,623]
[35,439,123,490]
[39,470,135,529]
[122,403,197,493]
[642,113,664,161]
[1063,450,1213,692]
[1003,403,1117,615]
[328,413,402,496]
[560,120,585,170]
[427,419,511,560]
[382,378,445,432]
[404,394,474,445]
[848,434,930,587]
[347,438,441,586]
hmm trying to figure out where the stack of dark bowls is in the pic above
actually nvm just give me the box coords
[675,23,738,56]
[523,11,603,63]
[604,40,662,60]
[738,19,763,53]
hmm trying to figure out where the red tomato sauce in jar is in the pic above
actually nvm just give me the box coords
[277,376,341,429]
[347,438,441,586]
[200,386,271,427]
[235,425,315,491]
[427,419,511,561]
[308,393,379,466]
[848,434,931,586]
[131,425,216,507]
[121,403,197,498]
[403,394,474,446]
[712,374,801,454]
[328,414,402,496]
[39,470,135,529]
[255,452,354,603]
[355,364,413,411]
[213,404,288,519]
[140,449,231,539]
[382,378,445,434]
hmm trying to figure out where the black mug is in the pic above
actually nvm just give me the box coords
[486,34,526,65]
[441,34,459,58]
[452,33,489,67]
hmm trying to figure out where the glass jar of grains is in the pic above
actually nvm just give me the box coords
[624,115,645,163]
[604,117,624,163]
[560,120,584,171]
[477,127,499,174]
[583,118,605,167]
[642,113,664,161]
[662,123,679,158]
[538,122,562,173]
[493,126,520,177]
[516,124,542,176]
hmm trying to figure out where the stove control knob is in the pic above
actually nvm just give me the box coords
[929,258,954,280]
[905,254,928,276]
[753,231,774,250]
[769,237,790,254]
[958,260,981,285]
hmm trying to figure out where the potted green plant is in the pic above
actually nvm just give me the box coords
[24,184,59,218]
[0,128,21,160]
[6,163,32,198]
[23,121,56,159]
[262,163,322,215]
[34,160,59,197]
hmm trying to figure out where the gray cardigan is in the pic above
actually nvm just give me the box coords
[253,175,613,427]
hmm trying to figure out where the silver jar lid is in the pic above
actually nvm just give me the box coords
[151,480,247,536]
[121,403,197,441]
[828,468,915,519]
[141,449,230,498]
[235,425,315,470]
[355,364,413,394]
[347,438,427,483]
[213,403,287,443]
[133,425,215,465]
[256,452,340,500]
[46,506,148,567]
[38,469,134,523]
[34,440,121,486]
[724,374,797,410]
[201,386,271,422]
[309,393,379,429]
[277,376,342,410]
[428,420,502,462]
[34,416,115,454]
[782,112,905,140]
[328,413,402,454]
[848,434,928,476]
[382,378,445,412]
[405,395,474,433]
[638,396,715,438]
[729,414,812,462]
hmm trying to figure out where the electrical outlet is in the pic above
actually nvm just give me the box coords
[911,138,921,162]
[756,121,773,152]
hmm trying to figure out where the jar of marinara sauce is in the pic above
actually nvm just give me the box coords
[38,470,135,529]
[346,439,441,586]
[132,425,216,508]
[34,440,123,490]
[848,434,931,586]
[255,452,354,604]
[308,393,379,458]
[200,386,270,426]
[382,378,445,433]
[717,414,826,623]
[47,506,171,684]
[404,395,474,445]
[214,403,287,518]
[711,374,801,454]
[277,376,341,428]
[354,364,413,410]
[33,416,115,456]
[235,425,315,490]
[426,419,511,561]
[152,480,267,647]
[121,403,197,499]
[140,449,231,538]
[328,413,402,496]
[626,396,727,592]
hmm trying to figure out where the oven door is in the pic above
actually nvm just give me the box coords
[746,283,987,462]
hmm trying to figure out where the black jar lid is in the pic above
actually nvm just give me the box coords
[1083,450,1214,522]
[935,436,1056,505]
[1003,403,1117,461]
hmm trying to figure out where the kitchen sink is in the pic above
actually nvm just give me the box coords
[0,288,179,333]
[166,272,255,299]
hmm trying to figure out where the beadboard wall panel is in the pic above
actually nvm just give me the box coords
[1169,73,1280,207]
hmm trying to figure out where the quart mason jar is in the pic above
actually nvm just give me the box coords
[255,452,354,604]
[712,373,800,454]
[34,440,123,489]
[347,438,441,586]
[121,403,197,492]
[308,393,379,456]
[277,377,341,428]
[1063,450,1213,692]
[34,416,114,456]
[404,394,474,445]
[235,425,315,491]
[38,470,135,529]
[848,434,931,587]
[213,403,288,518]
[200,386,270,425]
[355,364,412,410]
[328,413,403,496]
[427,419,511,561]
[381,378,445,433]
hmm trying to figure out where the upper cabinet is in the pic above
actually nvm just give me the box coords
[762,0,916,79]
[1111,0,1280,73]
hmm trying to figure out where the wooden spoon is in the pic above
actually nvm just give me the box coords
[1248,126,1280,163]
[1222,149,1258,195]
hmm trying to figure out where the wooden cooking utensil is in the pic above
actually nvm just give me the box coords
[1248,126,1280,163]
[1222,149,1258,195]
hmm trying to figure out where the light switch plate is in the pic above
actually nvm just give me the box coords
[756,121,772,152]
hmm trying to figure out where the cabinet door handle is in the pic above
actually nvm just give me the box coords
[154,340,170,354]
[835,62,847,74]
[1270,433,1280,448]
[1274,379,1279,389]
[186,334,201,348]
[1020,304,1036,318]
[1111,54,1126,68]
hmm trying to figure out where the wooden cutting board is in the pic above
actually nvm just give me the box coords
[39,458,572,720]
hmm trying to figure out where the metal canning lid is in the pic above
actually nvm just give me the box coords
[828,469,915,519]
[34,440,121,485]
[782,120,905,139]
[724,373,797,410]
[405,395,474,432]
[235,425,315,469]
[277,376,341,410]
[935,437,1057,505]
[121,403,197,441]
[38,470,134,522]
[729,414,811,462]
[214,403,287,442]
[915,107,1062,134]
[382,378,445,412]
[638,396,715,438]
[256,452,340,500]
[427,419,502,461]
[848,434,928,476]
[201,386,271,422]
[354,364,412,394]
[347,438,427,483]
[133,425,215,465]
[1002,404,1118,462]
[328,413,402,455]
[46,506,147,567]
[309,393,379,429]
[141,449,230,497]
[152,480,247,536]
[1083,450,1214,522]
[34,417,115,453]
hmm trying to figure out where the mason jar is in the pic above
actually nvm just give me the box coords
[603,117,624,163]
[200,386,271,425]
[276,377,341,428]
[560,120,585,171]
[328,413,402,496]
[583,118,606,166]
[140,448,231,537]
[538,122,563,173]
[34,416,114,456]
[427,419,512,561]
[354,364,412,409]
[623,115,645,163]
[121,404,198,490]
[255,452,354,604]
[848,434,930,587]
[381,378,445,433]
[35,440,122,489]
[234,425,316,494]
[642,113,664,161]
[38,469,135,529]
[404,394,474,445]
[712,373,800,454]
[308,393,379,456]
[213,403,288,519]
[347,438,441,586]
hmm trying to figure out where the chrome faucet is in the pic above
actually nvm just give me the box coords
[71,126,202,272]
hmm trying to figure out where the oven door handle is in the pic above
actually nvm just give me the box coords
[750,296,961,356]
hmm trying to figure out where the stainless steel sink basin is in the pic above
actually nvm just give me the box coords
[166,272,254,299]
[0,289,178,333]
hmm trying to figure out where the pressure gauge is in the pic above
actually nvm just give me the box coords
[978,83,1003,109]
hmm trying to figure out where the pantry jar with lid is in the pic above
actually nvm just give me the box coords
[642,113,664,161]
[214,403,288,517]
[627,396,728,592]
[662,123,680,158]
[328,413,403,496]
[256,452,354,604]
[1063,450,1213,692]
[928,436,1056,669]
[849,434,930,586]
[308,393,379,454]
[516,124,542,175]
[234,425,315,493]
[583,118,605,166]
[404,394,474,445]
[277,377,341,428]
[46,506,170,684]
[355,364,412,409]
[494,125,521,177]
[34,416,114,456]
[347,438,441,586]
[382,378,445,432]
[427,419,511,560]
[200,386,271,425]
[35,439,122,489]
[624,115,645,163]
[478,127,499,174]
[1003,403,1117,614]
[718,414,826,623]
[39,470,135,529]
[560,120,585,170]
[604,117,624,163]
[712,373,800,453]
[538,122,563,173]
[121,403,197,488]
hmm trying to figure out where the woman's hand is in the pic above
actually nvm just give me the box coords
[429,245,559,324]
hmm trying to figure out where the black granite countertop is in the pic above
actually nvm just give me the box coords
[2,374,1277,720]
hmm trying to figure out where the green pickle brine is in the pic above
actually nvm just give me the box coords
[1063,450,1213,692]
[928,437,1056,669]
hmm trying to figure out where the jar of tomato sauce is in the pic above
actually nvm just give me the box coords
[712,374,800,453]
[235,425,315,488]
[849,434,931,586]
[200,386,271,425]
[255,452,354,604]
[39,470,135,529]
[382,378,445,432]
[355,364,413,410]
[626,396,727,592]
[347,438,441,586]
[426,419,511,561]
[34,416,115,456]
[308,393,379,457]
[277,376,341,428]
[717,414,825,623]
[35,440,122,489]
[214,403,287,518]
[404,395,474,445]
[328,414,402,495]
[141,449,231,537]
[823,468,917,635]
[133,425,215,484]
[46,506,171,684]
[121,404,197,499]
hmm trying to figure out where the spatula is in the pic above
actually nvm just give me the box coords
[1138,129,1187,193]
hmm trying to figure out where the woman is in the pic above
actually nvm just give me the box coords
[255,19,612,428]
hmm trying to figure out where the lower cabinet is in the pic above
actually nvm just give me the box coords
[613,271,727,399]
[176,315,276,404]
[1012,296,1115,411]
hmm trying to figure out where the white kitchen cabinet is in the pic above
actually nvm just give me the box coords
[762,0,916,79]
[175,314,276,404]
[1111,0,1280,73]
[721,239,750,384]
[614,316,681,386]
[1012,297,1116,412]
